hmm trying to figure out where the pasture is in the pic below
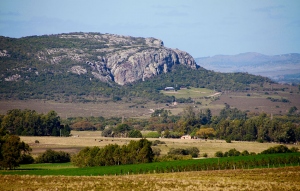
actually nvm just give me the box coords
[21,131,300,158]
[0,84,299,118]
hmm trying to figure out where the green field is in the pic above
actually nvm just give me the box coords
[160,87,217,99]
[1,153,299,176]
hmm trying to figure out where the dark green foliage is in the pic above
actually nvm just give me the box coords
[0,134,32,169]
[267,97,290,103]
[0,109,70,136]
[213,108,300,143]
[128,129,142,138]
[215,151,224,157]
[71,139,154,167]
[3,153,300,176]
[216,149,251,158]
[260,145,294,154]
[167,147,199,158]
[35,149,70,163]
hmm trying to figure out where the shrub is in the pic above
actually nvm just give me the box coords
[261,145,293,154]
[225,138,231,143]
[152,147,161,157]
[152,140,166,146]
[128,130,142,138]
[186,147,200,158]
[241,150,250,156]
[202,153,208,157]
[215,151,224,157]
[19,154,34,164]
[228,148,241,156]
[168,147,199,158]
[35,140,39,143]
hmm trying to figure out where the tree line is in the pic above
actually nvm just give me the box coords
[0,109,70,136]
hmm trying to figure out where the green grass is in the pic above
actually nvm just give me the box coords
[1,152,299,176]
[160,87,215,99]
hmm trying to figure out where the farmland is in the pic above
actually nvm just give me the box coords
[20,131,300,158]
[1,166,300,190]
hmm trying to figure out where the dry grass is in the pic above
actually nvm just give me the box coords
[1,167,300,190]
[21,131,300,158]
[1,85,298,118]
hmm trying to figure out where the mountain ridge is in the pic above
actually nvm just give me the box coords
[0,32,197,86]
[195,52,300,83]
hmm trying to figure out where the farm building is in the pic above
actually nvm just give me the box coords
[181,135,191,139]
[164,87,175,91]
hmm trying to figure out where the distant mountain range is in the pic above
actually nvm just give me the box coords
[195,52,300,84]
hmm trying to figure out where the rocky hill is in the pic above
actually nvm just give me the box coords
[0,33,271,102]
[0,32,197,86]
[195,52,300,83]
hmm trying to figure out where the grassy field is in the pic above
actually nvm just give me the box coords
[1,84,299,118]
[160,87,217,99]
[1,166,300,190]
[21,131,300,158]
[2,153,300,176]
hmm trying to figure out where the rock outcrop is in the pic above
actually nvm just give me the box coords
[2,32,198,85]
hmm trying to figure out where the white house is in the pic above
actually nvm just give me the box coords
[181,135,191,139]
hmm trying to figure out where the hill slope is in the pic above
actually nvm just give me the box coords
[0,33,272,102]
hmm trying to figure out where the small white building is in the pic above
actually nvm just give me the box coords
[181,135,191,139]
[164,87,175,91]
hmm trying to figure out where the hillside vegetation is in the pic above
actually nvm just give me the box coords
[0,33,272,103]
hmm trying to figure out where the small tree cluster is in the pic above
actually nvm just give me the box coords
[35,149,70,163]
[260,145,299,154]
[167,147,200,158]
[71,139,154,167]
[215,148,253,158]
[102,123,142,138]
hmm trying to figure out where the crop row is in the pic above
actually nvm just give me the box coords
[1,153,300,176]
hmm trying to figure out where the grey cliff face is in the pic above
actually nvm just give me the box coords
[107,47,196,85]
[35,33,198,85]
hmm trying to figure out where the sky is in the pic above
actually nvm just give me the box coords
[0,0,299,58]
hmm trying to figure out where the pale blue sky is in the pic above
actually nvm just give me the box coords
[0,0,299,57]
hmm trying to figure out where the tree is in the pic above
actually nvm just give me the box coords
[196,127,216,139]
[128,129,142,138]
[115,123,132,137]
[0,135,32,169]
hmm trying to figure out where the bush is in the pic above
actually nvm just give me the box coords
[19,154,34,164]
[225,138,231,143]
[167,147,199,158]
[228,148,241,156]
[202,153,208,157]
[241,150,250,156]
[35,140,39,143]
[152,147,161,157]
[152,140,166,146]
[186,147,200,158]
[35,149,70,163]
[128,130,142,138]
[260,145,293,154]
[215,151,224,157]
